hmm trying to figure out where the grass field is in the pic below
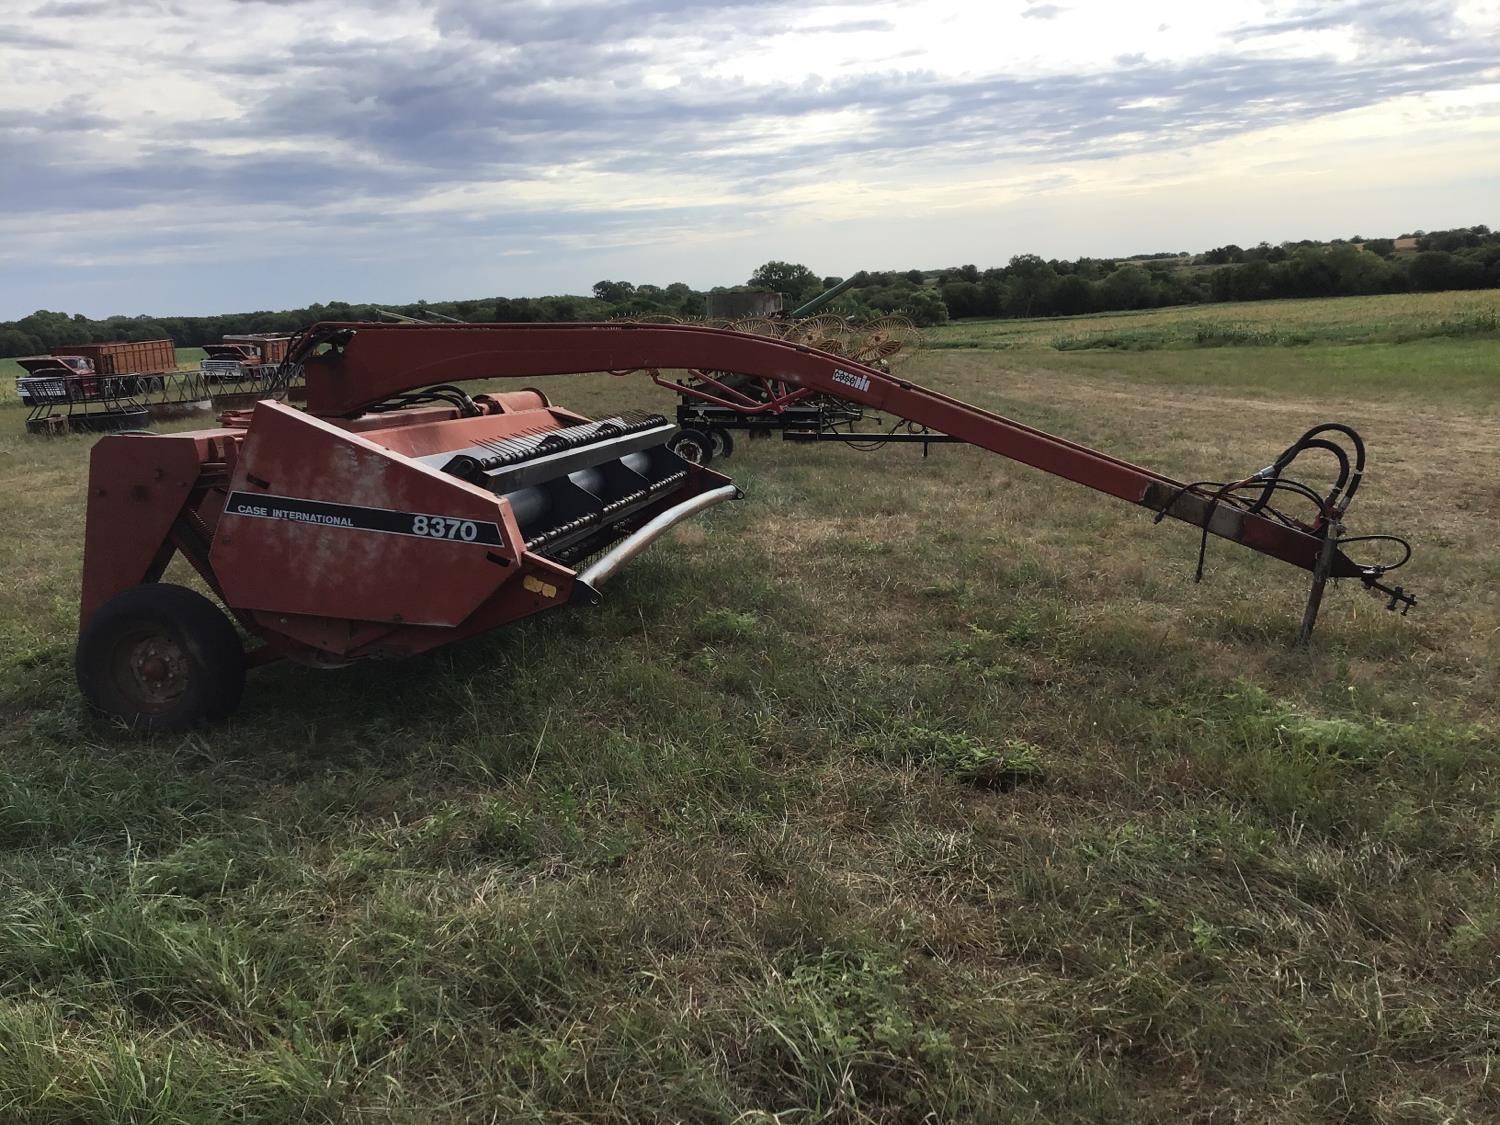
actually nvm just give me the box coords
[0,295,1497,1122]
[932,290,1500,352]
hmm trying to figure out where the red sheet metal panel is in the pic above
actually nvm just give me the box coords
[80,431,238,619]
[208,402,534,642]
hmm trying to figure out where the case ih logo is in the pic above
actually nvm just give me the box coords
[832,368,871,394]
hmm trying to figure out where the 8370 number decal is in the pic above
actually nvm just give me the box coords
[412,514,480,541]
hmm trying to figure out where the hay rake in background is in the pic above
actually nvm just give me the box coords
[75,320,1415,730]
[622,275,929,460]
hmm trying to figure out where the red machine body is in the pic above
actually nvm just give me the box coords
[77,321,1414,730]
[82,385,727,668]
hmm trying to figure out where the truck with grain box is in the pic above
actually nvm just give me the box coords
[200,333,291,382]
[15,339,176,405]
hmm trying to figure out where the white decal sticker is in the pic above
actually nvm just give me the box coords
[831,368,871,394]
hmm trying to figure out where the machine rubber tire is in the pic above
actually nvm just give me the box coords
[707,425,735,459]
[76,584,245,732]
[671,427,714,466]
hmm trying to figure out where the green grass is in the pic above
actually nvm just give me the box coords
[1,303,1497,1122]
[931,290,1500,352]
[938,338,1500,403]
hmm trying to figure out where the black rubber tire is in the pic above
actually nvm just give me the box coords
[77,584,245,732]
[670,427,714,466]
[707,425,735,460]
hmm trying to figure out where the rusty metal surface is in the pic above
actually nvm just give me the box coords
[221,334,291,364]
[80,431,240,620]
[209,402,535,634]
[54,339,177,375]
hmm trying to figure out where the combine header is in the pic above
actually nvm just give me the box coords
[76,321,1415,730]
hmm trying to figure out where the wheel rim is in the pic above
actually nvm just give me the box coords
[110,627,190,714]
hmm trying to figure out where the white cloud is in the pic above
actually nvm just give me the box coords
[0,0,1495,315]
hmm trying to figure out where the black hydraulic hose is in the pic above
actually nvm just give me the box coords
[845,419,912,451]
[367,384,483,417]
[1244,477,1337,524]
[1245,437,1350,516]
[1274,423,1366,473]
[1242,422,1366,521]
[1280,423,1365,510]
[1144,420,1409,600]
[1338,533,1413,573]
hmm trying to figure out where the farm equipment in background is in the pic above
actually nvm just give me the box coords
[50,339,178,395]
[16,354,98,406]
[200,334,291,384]
[75,320,1416,730]
[197,334,300,411]
[14,334,315,435]
[16,345,165,434]
[16,340,177,401]
[658,273,930,461]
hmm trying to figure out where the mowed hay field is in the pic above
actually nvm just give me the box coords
[936,289,1500,351]
[0,294,1497,1123]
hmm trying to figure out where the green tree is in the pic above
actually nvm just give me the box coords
[0,328,40,356]
[1098,264,1156,310]
[1323,244,1397,294]
[1050,274,1093,316]
[1408,251,1464,291]
[748,261,820,304]
[939,281,984,319]
[1004,255,1058,317]
[1203,244,1245,265]
[592,280,635,303]
[494,297,541,321]
[900,287,949,327]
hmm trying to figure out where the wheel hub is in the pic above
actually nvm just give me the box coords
[124,635,189,706]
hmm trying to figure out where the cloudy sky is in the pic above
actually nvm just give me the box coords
[1,0,1497,318]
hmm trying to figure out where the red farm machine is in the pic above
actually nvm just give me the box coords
[76,321,1416,731]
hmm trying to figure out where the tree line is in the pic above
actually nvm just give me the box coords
[2,226,1495,358]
